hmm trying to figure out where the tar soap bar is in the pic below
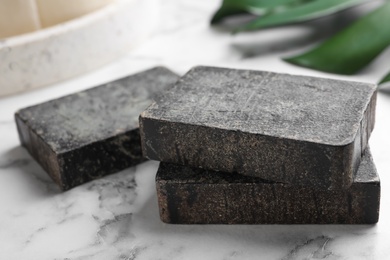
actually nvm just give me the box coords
[156,149,380,224]
[15,67,179,190]
[141,66,377,189]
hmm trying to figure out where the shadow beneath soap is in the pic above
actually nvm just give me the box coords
[0,146,61,197]
[134,193,377,255]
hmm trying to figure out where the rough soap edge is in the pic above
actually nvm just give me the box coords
[15,112,63,188]
[156,180,171,223]
[59,128,147,190]
[141,115,355,189]
[139,114,149,159]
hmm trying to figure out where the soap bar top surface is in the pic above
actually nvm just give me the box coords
[143,66,376,146]
[16,67,179,153]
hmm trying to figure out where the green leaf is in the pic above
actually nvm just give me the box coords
[380,72,390,85]
[211,0,304,25]
[220,0,296,9]
[284,2,390,75]
[211,7,248,25]
[234,0,369,32]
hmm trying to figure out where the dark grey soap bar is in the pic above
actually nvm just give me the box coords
[140,66,377,189]
[156,149,380,224]
[15,67,179,190]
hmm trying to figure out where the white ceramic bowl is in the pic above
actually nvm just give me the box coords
[0,0,159,97]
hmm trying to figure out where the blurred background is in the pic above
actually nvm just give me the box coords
[1,1,390,259]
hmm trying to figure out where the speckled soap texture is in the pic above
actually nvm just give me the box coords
[140,66,377,189]
[15,67,179,191]
[156,148,380,224]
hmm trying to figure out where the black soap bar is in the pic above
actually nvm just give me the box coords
[140,66,377,189]
[156,148,380,224]
[15,67,179,190]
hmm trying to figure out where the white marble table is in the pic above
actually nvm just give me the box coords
[1,1,390,259]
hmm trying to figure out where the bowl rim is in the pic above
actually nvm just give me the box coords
[0,0,136,48]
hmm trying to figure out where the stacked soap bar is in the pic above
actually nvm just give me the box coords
[139,66,381,224]
[15,67,179,190]
[156,149,379,224]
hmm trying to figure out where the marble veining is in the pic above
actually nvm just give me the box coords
[1,0,390,259]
